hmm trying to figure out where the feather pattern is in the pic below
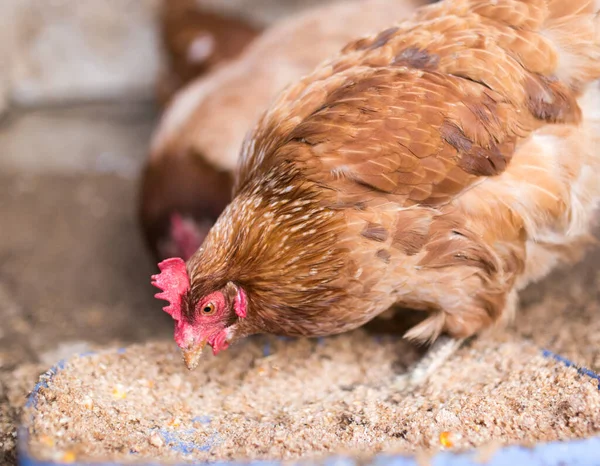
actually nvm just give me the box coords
[186,0,600,344]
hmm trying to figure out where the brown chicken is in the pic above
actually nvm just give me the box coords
[152,0,600,384]
[141,0,435,261]
[157,0,261,106]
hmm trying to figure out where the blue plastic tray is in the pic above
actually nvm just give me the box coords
[18,348,600,466]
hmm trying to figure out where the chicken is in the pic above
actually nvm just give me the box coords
[157,0,261,106]
[140,0,436,261]
[152,0,600,383]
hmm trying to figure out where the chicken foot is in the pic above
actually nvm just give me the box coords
[394,335,466,393]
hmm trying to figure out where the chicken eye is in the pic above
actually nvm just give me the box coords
[202,302,216,315]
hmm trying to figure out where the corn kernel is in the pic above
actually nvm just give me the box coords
[82,395,94,409]
[62,451,76,463]
[167,417,181,427]
[439,431,454,448]
[112,384,127,399]
[39,435,54,447]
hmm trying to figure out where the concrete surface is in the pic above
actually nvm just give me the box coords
[0,0,162,110]
[0,0,338,114]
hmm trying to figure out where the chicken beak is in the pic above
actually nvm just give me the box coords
[181,340,207,370]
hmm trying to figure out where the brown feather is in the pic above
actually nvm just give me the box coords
[143,0,436,261]
[186,0,600,346]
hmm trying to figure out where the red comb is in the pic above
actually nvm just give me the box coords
[151,258,190,321]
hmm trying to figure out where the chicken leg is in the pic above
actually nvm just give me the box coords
[394,336,466,393]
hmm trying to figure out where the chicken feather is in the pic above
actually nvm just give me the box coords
[153,0,600,373]
[225,0,600,341]
[141,0,435,261]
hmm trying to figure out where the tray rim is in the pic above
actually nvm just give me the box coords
[17,346,600,466]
